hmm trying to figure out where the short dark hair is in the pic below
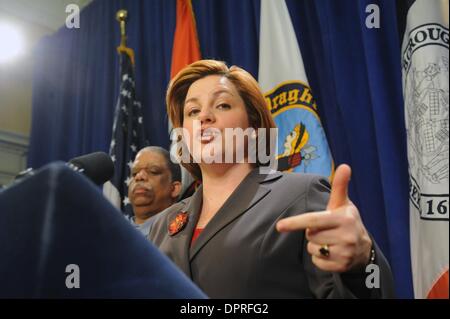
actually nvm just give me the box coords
[138,146,181,182]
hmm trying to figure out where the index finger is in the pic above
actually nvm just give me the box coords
[276,210,341,232]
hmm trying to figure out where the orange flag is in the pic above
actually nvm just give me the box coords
[170,0,201,78]
[170,0,202,199]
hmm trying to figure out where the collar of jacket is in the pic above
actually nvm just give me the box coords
[165,167,283,275]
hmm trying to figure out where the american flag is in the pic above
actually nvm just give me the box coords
[104,50,148,217]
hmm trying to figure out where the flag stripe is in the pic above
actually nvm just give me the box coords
[427,270,449,299]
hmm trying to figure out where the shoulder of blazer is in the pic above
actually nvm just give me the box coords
[147,200,188,238]
[155,200,188,222]
[259,170,330,190]
[148,172,329,222]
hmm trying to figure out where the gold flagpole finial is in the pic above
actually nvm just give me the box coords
[116,9,128,47]
[115,9,135,65]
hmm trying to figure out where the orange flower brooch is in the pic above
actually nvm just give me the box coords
[168,211,189,236]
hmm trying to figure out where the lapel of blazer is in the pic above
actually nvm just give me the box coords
[165,186,203,277]
[189,169,282,261]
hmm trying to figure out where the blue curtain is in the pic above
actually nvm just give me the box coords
[284,0,412,298]
[28,0,413,297]
[29,0,176,167]
[192,0,261,77]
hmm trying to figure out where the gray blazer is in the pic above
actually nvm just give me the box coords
[148,168,395,298]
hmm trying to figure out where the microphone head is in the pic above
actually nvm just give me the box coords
[68,152,114,185]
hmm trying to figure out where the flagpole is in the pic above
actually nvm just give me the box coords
[105,10,147,213]
[116,9,135,65]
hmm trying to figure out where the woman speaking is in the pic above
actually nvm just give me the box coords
[148,60,395,298]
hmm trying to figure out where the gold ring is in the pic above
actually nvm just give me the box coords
[319,244,330,257]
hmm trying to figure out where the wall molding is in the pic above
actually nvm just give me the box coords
[0,129,29,149]
[0,130,29,186]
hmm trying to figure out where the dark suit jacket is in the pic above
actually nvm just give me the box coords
[148,168,395,298]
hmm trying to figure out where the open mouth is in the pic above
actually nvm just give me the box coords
[197,128,219,143]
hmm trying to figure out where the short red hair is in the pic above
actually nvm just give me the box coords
[166,60,276,180]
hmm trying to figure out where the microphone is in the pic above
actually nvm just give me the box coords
[67,152,115,185]
[15,152,114,186]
